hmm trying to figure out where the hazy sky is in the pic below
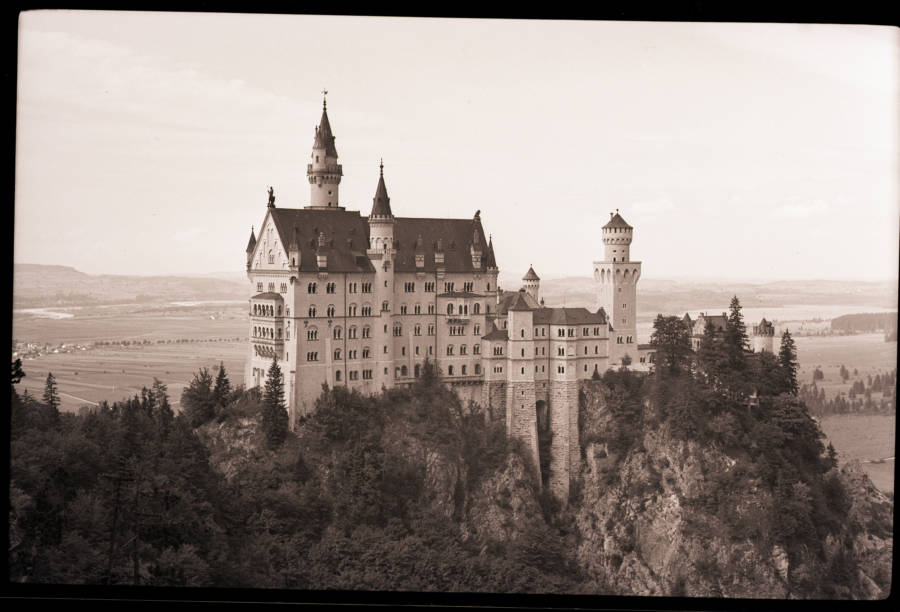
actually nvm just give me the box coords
[15,11,900,281]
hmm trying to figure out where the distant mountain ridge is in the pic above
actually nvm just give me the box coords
[13,263,247,308]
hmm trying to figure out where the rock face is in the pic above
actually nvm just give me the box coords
[571,383,893,599]
[462,451,541,544]
[196,417,263,482]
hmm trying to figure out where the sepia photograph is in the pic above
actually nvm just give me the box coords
[10,10,897,604]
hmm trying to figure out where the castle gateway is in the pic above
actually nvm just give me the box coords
[244,97,652,500]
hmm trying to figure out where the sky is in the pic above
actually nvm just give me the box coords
[14,11,900,282]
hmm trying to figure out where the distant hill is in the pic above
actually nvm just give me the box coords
[13,263,247,308]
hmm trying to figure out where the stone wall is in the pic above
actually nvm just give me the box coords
[548,379,580,502]
[483,381,507,422]
[506,381,540,482]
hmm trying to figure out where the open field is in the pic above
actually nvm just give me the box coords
[16,340,247,414]
[819,415,895,494]
[794,333,897,402]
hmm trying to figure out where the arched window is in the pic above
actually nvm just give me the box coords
[327,305,335,318]
[382,301,389,312]
[308,305,317,317]
[447,303,454,315]
[334,348,341,360]
[268,250,274,264]
[401,365,408,377]
[335,370,342,381]
[277,305,282,316]
[521,329,525,338]
[474,363,481,375]
[333,326,342,340]
[448,365,454,376]
[462,365,467,375]
[473,303,480,314]
[414,364,421,378]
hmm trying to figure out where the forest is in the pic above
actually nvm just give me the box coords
[7,297,892,598]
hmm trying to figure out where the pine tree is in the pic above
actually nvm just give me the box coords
[11,358,25,385]
[697,319,728,386]
[151,378,174,439]
[650,315,692,376]
[43,372,60,412]
[262,358,288,449]
[181,368,215,428]
[725,295,749,370]
[212,362,231,407]
[778,329,799,395]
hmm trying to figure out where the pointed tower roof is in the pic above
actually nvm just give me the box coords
[602,210,632,230]
[312,97,339,158]
[508,289,536,312]
[370,160,393,218]
[485,235,497,268]
[289,225,299,250]
[522,265,540,281]
[245,226,257,253]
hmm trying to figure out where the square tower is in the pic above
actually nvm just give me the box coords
[593,210,641,364]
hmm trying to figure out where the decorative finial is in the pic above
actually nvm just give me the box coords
[267,186,275,207]
[616,208,619,214]
[379,158,383,176]
[322,89,328,109]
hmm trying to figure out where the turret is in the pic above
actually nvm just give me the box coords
[367,160,395,255]
[470,210,483,270]
[245,226,256,269]
[306,93,344,209]
[522,265,540,303]
[602,209,633,262]
[316,231,328,270]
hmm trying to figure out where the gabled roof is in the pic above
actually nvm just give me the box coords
[370,162,392,217]
[391,216,490,273]
[268,208,375,273]
[532,307,607,326]
[522,266,540,281]
[312,106,339,158]
[485,235,497,269]
[496,290,541,314]
[482,324,508,341]
[507,291,535,312]
[246,227,257,253]
[603,212,632,230]
[694,313,728,334]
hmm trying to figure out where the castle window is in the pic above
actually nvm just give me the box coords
[447,345,454,356]
[461,344,467,355]
[400,304,408,315]
[349,327,358,339]
[558,347,564,356]
[348,304,358,316]
[404,282,415,292]
[268,283,275,292]
[427,304,435,314]
[617,336,623,344]
[464,282,473,292]
[327,305,335,318]
[308,305,317,317]
[474,324,481,335]
[568,329,574,337]
[447,303,454,315]
[382,301,389,312]
[393,324,402,337]
[429,346,433,355]
[595,346,598,354]
[362,305,372,316]
[415,346,420,356]
[402,347,406,356]
[334,348,341,360]
[473,303,481,314]
[286,307,290,317]
[414,304,421,314]
[280,283,287,294]
[584,328,589,336]
[558,328,565,338]
[268,250,274,264]
[521,348,524,357]
[521,329,525,338]
[363,347,370,358]
[425,282,435,292]
[384,345,389,353]
[257,282,263,292]
[335,370,342,381]
[473,343,480,355]
[306,329,316,340]
[363,326,371,338]
[414,325,421,336]
[584,346,588,355]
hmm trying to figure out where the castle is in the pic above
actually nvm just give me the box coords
[243,97,769,502]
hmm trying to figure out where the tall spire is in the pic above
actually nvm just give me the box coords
[307,92,343,209]
[313,104,339,158]
[370,160,393,218]
[246,226,257,253]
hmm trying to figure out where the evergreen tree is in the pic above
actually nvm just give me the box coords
[212,362,232,407]
[151,378,174,439]
[725,295,749,369]
[262,358,288,449]
[181,368,215,428]
[697,320,728,386]
[778,329,799,395]
[11,358,25,385]
[43,372,61,412]
[650,315,692,376]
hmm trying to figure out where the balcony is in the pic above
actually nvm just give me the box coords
[251,338,284,360]
[307,163,343,175]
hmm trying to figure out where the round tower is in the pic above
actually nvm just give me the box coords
[752,318,775,353]
[602,208,633,262]
[306,93,344,209]
[522,265,541,303]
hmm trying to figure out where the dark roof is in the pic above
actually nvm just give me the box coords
[507,291,535,312]
[694,314,727,333]
[392,216,489,273]
[482,324,508,341]
[682,313,693,325]
[602,212,632,230]
[496,290,541,314]
[638,344,655,351]
[370,163,392,217]
[268,208,375,273]
[246,227,257,253]
[312,106,339,158]
[485,236,497,269]
[251,292,283,300]
[522,266,540,281]
[533,307,607,326]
